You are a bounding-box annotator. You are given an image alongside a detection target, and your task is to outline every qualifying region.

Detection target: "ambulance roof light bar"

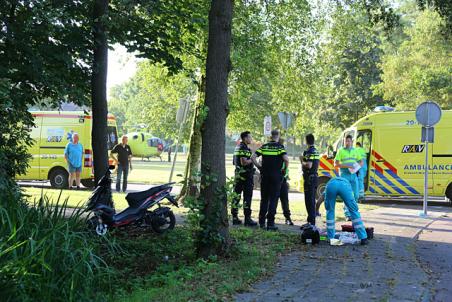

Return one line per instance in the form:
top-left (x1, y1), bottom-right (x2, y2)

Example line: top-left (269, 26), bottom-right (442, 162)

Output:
top-left (374, 106), bottom-right (395, 112)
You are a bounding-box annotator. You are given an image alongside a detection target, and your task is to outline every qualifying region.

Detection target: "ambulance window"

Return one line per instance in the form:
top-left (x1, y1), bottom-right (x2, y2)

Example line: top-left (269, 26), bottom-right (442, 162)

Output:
top-left (106, 126), bottom-right (118, 150)
top-left (345, 130), bottom-right (355, 139)
top-left (357, 130), bottom-right (372, 153)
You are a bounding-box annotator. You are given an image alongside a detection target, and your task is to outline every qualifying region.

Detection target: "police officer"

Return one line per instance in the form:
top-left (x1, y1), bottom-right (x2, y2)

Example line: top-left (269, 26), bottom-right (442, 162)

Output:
top-left (334, 134), bottom-right (363, 219)
top-left (252, 130), bottom-right (289, 231)
top-left (301, 133), bottom-right (320, 226)
top-left (355, 142), bottom-right (367, 200)
top-left (324, 177), bottom-right (369, 245)
top-left (232, 131), bottom-right (258, 226)
top-left (280, 160), bottom-right (294, 225)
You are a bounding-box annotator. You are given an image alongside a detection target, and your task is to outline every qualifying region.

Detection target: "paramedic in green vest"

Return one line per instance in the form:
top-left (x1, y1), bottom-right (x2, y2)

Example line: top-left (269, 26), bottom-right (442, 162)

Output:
top-left (334, 134), bottom-right (363, 218)
top-left (355, 142), bottom-right (368, 199)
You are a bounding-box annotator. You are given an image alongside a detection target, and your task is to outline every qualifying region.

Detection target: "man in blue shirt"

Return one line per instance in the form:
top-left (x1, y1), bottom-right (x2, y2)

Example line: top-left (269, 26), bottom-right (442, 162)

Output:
top-left (64, 133), bottom-right (83, 189)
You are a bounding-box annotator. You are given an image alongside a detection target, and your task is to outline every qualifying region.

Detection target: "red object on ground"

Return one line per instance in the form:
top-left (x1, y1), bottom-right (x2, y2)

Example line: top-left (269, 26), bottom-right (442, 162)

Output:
top-left (341, 224), bottom-right (374, 239)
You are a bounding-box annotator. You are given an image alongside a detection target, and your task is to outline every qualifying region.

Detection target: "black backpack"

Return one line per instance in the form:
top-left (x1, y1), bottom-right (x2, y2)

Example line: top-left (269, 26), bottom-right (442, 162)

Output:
top-left (300, 224), bottom-right (320, 244)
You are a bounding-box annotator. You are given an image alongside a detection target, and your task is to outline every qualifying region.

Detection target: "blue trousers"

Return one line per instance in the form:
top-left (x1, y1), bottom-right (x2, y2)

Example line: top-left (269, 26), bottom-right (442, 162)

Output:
top-left (340, 171), bottom-right (359, 217)
top-left (358, 160), bottom-right (367, 197)
top-left (324, 177), bottom-right (367, 240)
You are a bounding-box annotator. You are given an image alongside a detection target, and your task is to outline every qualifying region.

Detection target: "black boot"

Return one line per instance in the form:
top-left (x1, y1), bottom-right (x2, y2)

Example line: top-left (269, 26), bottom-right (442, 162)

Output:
top-left (361, 238), bottom-right (369, 245)
top-left (266, 224), bottom-right (278, 231)
top-left (244, 216), bottom-right (258, 227)
top-left (285, 218), bottom-right (294, 226)
top-left (232, 216), bottom-right (242, 225)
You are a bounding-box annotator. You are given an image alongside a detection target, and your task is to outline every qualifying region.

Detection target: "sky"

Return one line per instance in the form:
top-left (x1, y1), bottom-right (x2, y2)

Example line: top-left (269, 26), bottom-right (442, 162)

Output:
top-left (107, 45), bottom-right (139, 98)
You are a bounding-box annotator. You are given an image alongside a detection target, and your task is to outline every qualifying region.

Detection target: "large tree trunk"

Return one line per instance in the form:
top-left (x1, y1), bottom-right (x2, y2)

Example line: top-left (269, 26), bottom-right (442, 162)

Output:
top-left (91, 0), bottom-right (109, 184)
top-left (197, 0), bottom-right (233, 258)
top-left (179, 76), bottom-right (205, 201)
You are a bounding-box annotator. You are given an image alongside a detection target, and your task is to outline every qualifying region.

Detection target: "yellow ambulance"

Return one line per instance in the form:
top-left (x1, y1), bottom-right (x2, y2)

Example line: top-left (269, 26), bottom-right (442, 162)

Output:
top-left (302, 108), bottom-right (452, 203)
top-left (17, 111), bottom-right (118, 188)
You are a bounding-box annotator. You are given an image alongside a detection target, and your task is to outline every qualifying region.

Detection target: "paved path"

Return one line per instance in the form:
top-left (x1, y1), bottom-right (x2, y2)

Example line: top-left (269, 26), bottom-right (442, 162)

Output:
top-left (235, 204), bottom-right (452, 302)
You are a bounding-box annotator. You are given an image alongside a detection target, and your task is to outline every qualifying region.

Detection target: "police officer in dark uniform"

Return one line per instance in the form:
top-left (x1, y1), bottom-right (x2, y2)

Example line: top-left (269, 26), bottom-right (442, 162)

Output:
top-left (279, 138), bottom-right (293, 225)
top-left (301, 133), bottom-right (320, 226)
top-left (252, 130), bottom-right (289, 231)
top-left (232, 131), bottom-right (258, 226)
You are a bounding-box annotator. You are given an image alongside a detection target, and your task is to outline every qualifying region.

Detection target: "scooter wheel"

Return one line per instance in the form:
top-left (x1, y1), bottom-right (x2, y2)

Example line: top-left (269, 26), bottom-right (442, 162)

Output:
top-left (95, 223), bottom-right (108, 236)
top-left (87, 216), bottom-right (108, 236)
top-left (151, 211), bottom-right (176, 234)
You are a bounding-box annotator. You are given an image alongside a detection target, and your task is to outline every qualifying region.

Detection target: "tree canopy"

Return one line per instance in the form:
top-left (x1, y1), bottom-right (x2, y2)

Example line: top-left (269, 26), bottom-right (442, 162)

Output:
top-left (376, 9), bottom-right (451, 109)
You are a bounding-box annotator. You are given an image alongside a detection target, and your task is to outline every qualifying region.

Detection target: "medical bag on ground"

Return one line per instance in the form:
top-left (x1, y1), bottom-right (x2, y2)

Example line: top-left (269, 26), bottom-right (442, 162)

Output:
top-left (341, 224), bottom-right (374, 239)
top-left (300, 224), bottom-right (320, 244)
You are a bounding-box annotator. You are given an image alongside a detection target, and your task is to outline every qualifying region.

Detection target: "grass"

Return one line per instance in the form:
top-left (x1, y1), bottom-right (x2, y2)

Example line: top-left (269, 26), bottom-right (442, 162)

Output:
top-left (114, 226), bottom-right (299, 302)
top-left (126, 153), bottom-right (302, 189)
top-left (0, 191), bottom-right (115, 302)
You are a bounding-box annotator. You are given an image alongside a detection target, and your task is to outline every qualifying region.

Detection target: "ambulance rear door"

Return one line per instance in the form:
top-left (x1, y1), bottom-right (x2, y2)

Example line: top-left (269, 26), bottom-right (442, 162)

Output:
top-left (431, 121), bottom-right (452, 196)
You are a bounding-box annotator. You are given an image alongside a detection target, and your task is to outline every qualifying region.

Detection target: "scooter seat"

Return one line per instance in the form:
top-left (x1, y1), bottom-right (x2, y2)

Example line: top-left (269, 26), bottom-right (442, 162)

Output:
top-left (125, 184), bottom-right (171, 207)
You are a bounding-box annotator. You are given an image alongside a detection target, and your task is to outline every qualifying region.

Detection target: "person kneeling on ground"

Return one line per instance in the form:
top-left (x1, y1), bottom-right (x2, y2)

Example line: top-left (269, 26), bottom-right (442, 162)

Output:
top-left (324, 177), bottom-right (368, 245)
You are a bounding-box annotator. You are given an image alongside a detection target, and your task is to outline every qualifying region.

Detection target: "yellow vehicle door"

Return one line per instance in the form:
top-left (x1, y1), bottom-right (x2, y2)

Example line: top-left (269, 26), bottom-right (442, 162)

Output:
top-left (432, 122), bottom-right (452, 195)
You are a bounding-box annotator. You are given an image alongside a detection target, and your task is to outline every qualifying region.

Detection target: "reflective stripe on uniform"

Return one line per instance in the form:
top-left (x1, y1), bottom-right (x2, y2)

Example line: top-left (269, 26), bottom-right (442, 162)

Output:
top-left (234, 150), bottom-right (251, 156)
top-left (259, 149), bottom-right (285, 155)
top-left (327, 225), bottom-right (335, 229)
top-left (326, 220), bottom-right (335, 224)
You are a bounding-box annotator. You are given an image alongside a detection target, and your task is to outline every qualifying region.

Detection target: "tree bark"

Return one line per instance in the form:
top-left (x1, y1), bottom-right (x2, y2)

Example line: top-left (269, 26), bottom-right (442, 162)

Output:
top-left (197, 0), bottom-right (233, 258)
top-left (91, 0), bottom-right (109, 184)
top-left (179, 76), bottom-right (205, 201)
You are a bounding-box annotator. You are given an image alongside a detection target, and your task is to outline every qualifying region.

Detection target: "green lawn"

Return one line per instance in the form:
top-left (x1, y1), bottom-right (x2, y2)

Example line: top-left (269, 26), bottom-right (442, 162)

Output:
top-left (114, 227), bottom-right (299, 302)
top-left (127, 153), bottom-right (302, 188)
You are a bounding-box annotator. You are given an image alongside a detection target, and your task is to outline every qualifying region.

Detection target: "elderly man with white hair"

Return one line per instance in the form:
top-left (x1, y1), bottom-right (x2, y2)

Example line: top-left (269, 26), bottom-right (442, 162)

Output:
top-left (64, 133), bottom-right (83, 189)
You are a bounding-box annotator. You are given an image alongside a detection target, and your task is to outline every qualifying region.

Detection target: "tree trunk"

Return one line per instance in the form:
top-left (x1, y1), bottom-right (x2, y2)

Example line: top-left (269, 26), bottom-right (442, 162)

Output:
top-left (197, 0), bottom-right (233, 258)
top-left (179, 76), bottom-right (205, 201)
top-left (91, 0), bottom-right (109, 184)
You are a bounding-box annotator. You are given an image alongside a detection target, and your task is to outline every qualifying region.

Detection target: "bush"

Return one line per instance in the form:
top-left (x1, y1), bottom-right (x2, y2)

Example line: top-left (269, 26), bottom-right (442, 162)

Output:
top-left (0, 191), bottom-right (114, 302)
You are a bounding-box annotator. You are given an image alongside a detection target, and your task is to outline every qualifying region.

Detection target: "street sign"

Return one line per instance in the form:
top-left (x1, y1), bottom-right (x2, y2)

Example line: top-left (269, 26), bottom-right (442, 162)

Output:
top-left (415, 101), bottom-right (442, 217)
top-left (421, 127), bottom-right (434, 143)
top-left (278, 112), bottom-right (293, 130)
top-left (264, 116), bottom-right (272, 136)
top-left (416, 101), bottom-right (442, 127)
top-left (176, 99), bottom-right (190, 124)
top-left (170, 98), bottom-right (190, 182)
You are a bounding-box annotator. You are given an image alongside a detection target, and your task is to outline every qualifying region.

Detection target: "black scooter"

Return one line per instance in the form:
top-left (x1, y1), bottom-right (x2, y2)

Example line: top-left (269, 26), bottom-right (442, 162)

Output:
top-left (86, 167), bottom-right (178, 235)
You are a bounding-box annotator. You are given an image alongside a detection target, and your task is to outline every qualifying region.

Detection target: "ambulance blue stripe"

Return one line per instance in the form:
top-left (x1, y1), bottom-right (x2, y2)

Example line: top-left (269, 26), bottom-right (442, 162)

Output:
top-left (333, 170), bottom-right (339, 176)
top-left (385, 169), bottom-right (420, 195)
top-left (322, 172), bottom-right (330, 177)
top-left (370, 176), bottom-right (392, 194)
top-left (369, 186), bottom-right (377, 193)
top-left (374, 170), bottom-right (405, 194)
